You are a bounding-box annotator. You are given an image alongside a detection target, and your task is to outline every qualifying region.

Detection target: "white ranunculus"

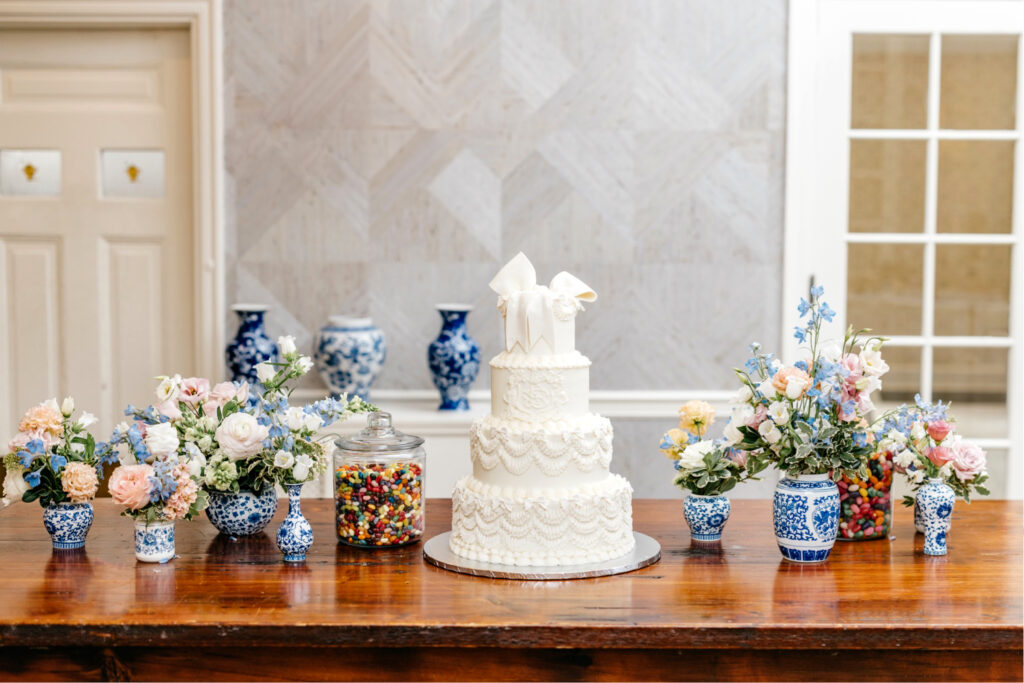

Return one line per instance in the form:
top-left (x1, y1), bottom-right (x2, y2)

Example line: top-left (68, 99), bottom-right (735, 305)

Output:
top-left (723, 423), bottom-right (743, 446)
top-left (144, 422), bottom-right (179, 457)
top-left (859, 345), bottom-right (889, 377)
top-left (215, 412), bottom-right (270, 461)
top-left (768, 401), bottom-right (790, 425)
top-left (76, 412), bottom-right (97, 429)
top-left (911, 421), bottom-right (926, 440)
top-left (303, 413), bottom-right (323, 432)
top-left (757, 379), bottom-right (777, 399)
top-left (292, 453), bottom-right (313, 482)
top-left (678, 441), bottom-right (711, 471)
top-left (256, 362), bottom-right (276, 385)
top-left (732, 385), bottom-right (753, 404)
top-left (61, 396), bottom-right (75, 417)
top-left (285, 407), bottom-right (306, 432)
top-left (785, 376), bottom-right (810, 400)
top-left (274, 449), bottom-right (295, 469)
top-left (2, 468), bottom-right (30, 506)
top-left (894, 449), bottom-right (916, 469)
top-left (155, 374), bottom-right (182, 403)
top-left (278, 335), bottom-right (297, 355)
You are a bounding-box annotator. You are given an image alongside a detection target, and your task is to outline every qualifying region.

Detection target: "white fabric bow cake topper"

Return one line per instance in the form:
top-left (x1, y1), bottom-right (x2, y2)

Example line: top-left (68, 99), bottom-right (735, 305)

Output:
top-left (489, 252), bottom-right (596, 352)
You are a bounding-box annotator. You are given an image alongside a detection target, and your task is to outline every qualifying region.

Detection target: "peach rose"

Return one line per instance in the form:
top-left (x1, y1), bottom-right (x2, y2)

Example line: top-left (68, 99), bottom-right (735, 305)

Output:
top-left (927, 420), bottom-right (953, 443)
top-left (61, 462), bottom-right (99, 503)
top-left (772, 366), bottom-right (812, 399)
top-left (926, 446), bottom-right (954, 468)
top-left (178, 377), bottom-right (210, 405)
top-left (18, 399), bottom-right (64, 440)
top-left (109, 464), bottom-right (154, 511)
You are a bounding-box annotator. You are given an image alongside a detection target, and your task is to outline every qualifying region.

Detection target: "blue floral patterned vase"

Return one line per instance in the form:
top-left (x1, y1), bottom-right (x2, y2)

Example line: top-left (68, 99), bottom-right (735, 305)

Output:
top-left (773, 473), bottom-right (840, 563)
top-left (134, 520), bottom-right (175, 563)
top-left (427, 305), bottom-right (480, 411)
top-left (205, 485), bottom-right (279, 537)
top-left (683, 494), bottom-right (731, 542)
top-left (227, 304), bottom-right (278, 384)
top-left (314, 316), bottom-right (386, 401)
top-left (913, 498), bottom-right (925, 534)
top-left (916, 478), bottom-right (955, 556)
top-left (276, 484), bottom-right (313, 563)
top-left (42, 502), bottom-right (93, 550)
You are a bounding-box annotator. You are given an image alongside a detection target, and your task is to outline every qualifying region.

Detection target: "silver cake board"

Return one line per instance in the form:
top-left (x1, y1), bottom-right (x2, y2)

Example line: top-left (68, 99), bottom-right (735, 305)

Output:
top-left (423, 531), bottom-right (661, 580)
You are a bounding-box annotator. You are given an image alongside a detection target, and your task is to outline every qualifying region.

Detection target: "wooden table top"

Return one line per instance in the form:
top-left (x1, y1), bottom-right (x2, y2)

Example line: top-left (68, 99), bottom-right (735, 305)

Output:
top-left (0, 499), bottom-right (1020, 652)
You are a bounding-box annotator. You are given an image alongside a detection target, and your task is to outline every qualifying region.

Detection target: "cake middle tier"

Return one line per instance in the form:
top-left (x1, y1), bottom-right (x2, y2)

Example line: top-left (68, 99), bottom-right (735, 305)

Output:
top-left (470, 413), bottom-right (613, 489)
top-left (489, 350), bottom-right (591, 420)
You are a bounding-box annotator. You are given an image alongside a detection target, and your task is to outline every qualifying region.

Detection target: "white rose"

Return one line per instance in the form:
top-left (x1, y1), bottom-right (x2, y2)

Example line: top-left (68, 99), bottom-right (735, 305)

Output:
top-left (2, 469), bottom-right (30, 506)
top-left (155, 374), bottom-right (182, 403)
top-left (278, 335), bottom-right (297, 356)
top-left (732, 385), bottom-right (753, 404)
top-left (144, 422), bottom-right (179, 457)
top-left (303, 413), bottom-right (323, 432)
top-left (895, 449), bottom-right (916, 469)
top-left (859, 346), bottom-right (889, 377)
top-left (785, 376), bottom-right (810, 400)
top-left (285, 407), bottom-right (307, 432)
top-left (76, 412), bottom-right (98, 429)
top-left (292, 453), bottom-right (313, 482)
top-left (61, 396), bottom-right (75, 417)
top-left (274, 449), bottom-right (295, 469)
top-left (757, 379), bottom-right (777, 399)
top-left (723, 423), bottom-right (743, 446)
top-left (678, 442), bottom-right (709, 471)
top-left (768, 401), bottom-right (790, 425)
top-left (911, 422), bottom-right (926, 440)
top-left (214, 412), bottom-right (270, 461)
top-left (256, 362), bottom-right (277, 385)
top-left (297, 357), bottom-right (314, 373)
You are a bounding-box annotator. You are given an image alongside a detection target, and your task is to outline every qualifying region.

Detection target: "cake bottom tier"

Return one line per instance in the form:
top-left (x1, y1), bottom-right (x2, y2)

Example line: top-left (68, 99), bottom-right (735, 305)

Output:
top-left (449, 474), bottom-right (635, 566)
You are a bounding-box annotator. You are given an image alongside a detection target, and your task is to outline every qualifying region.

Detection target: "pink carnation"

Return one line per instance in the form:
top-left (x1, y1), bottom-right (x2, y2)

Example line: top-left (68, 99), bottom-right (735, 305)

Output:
top-left (952, 441), bottom-right (986, 482)
top-left (109, 464), bottom-right (154, 511)
top-left (927, 420), bottom-right (953, 443)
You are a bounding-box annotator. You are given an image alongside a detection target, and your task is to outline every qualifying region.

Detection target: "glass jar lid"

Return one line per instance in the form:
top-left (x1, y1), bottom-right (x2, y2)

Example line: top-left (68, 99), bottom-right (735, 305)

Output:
top-left (335, 412), bottom-right (424, 453)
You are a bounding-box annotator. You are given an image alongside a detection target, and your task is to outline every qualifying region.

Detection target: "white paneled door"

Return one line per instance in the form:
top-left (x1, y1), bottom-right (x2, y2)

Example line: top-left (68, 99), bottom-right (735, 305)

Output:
top-left (0, 29), bottom-right (194, 437)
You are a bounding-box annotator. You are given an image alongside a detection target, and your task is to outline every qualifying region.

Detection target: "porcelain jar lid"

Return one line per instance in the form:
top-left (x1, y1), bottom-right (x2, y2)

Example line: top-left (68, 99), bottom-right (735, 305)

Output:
top-left (335, 412), bottom-right (424, 453)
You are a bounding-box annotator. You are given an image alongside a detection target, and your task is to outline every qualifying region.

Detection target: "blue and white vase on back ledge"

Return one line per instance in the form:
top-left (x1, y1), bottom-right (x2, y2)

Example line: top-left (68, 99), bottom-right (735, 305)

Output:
top-left (314, 316), bottom-right (386, 401)
top-left (427, 304), bottom-right (480, 411)
top-left (227, 304), bottom-right (278, 384)
top-left (773, 473), bottom-right (840, 563)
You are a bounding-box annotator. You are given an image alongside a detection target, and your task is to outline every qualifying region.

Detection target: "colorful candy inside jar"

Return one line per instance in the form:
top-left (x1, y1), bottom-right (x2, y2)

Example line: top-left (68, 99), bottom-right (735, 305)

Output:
top-left (334, 412), bottom-right (426, 548)
top-left (837, 450), bottom-right (893, 541)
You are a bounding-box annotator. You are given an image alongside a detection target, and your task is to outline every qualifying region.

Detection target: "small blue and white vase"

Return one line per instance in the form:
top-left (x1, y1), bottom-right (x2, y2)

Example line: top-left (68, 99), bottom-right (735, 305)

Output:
top-left (134, 520), bottom-right (175, 563)
top-left (683, 493), bottom-right (731, 542)
top-left (276, 483), bottom-right (313, 563)
top-left (314, 316), bottom-right (386, 401)
top-left (42, 502), bottom-right (94, 550)
top-left (913, 498), bottom-right (925, 534)
top-left (205, 485), bottom-right (279, 537)
top-left (427, 304), bottom-right (481, 411)
top-left (227, 304), bottom-right (278, 384)
top-left (773, 473), bottom-right (840, 563)
top-left (916, 477), bottom-right (955, 556)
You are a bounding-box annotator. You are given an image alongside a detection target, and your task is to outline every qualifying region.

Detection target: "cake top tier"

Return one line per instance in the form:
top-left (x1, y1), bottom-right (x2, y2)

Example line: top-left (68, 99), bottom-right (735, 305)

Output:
top-left (490, 252), bottom-right (596, 355)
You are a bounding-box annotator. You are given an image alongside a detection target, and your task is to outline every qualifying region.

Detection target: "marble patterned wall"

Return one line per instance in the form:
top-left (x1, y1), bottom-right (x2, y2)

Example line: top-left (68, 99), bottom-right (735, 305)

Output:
top-left (224, 0), bottom-right (787, 393)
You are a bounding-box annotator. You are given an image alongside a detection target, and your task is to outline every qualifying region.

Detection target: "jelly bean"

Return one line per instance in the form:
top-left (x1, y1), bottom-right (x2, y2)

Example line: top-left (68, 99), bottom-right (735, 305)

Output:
top-left (335, 461), bottom-right (424, 547)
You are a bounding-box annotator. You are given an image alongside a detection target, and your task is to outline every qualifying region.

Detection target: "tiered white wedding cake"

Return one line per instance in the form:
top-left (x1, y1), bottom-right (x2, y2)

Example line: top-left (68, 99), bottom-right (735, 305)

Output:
top-left (449, 253), bottom-right (634, 566)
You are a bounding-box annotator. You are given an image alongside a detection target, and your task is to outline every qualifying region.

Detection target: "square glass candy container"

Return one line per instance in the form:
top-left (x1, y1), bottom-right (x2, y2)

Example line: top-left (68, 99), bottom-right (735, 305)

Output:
top-left (334, 412), bottom-right (425, 548)
top-left (838, 450), bottom-right (894, 541)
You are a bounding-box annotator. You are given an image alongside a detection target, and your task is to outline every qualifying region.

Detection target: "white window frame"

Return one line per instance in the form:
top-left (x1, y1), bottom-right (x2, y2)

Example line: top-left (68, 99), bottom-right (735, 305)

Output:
top-left (785, 0), bottom-right (1023, 498)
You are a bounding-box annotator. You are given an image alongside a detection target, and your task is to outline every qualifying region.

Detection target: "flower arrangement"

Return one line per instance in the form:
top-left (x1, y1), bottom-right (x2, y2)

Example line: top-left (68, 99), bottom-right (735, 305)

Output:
top-left (728, 287), bottom-right (888, 478)
top-left (660, 400), bottom-right (766, 495)
top-left (3, 397), bottom-right (107, 508)
top-left (874, 395), bottom-right (990, 504)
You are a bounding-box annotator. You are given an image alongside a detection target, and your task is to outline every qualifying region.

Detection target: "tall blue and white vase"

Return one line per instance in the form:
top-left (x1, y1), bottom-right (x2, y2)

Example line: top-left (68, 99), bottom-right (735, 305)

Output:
top-left (916, 478), bottom-right (955, 556)
top-left (314, 316), bottom-right (386, 401)
top-left (276, 484), bottom-right (313, 563)
top-left (134, 520), bottom-right (175, 563)
top-left (205, 485), bottom-right (279, 536)
top-left (773, 473), bottom-right (841, 563)
top-left (226, 304), bottom-right (278, 384)
top-left (683, 494), bottom-right (731, 542)
top-left (42, 502), bottom-right (94, 550)
top-left (427, 305), bottom-right (481, 411)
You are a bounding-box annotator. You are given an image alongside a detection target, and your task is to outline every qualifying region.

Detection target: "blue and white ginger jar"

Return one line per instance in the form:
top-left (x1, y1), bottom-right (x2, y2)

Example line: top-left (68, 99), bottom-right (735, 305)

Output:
top-left (205, 485), bottom-right (279, 536)
top-left (276, 484), bottom-right (313, 562)
top-left (916, 478), bottom-right (955, 556)
top-left (135, 520), bottom-right (176, 563)
top-left (773, 473), bottom-right (840, 563)
top-left (427, 305), bottom-right (480, 411)
top-left (314, 316), bottom-right (386, 401)
top-left (226, 304), bottom-right (278, 384)
top-left (683, 494), bottom-right (731, 542)
top-left (42, 502), bottom-right (94, 550)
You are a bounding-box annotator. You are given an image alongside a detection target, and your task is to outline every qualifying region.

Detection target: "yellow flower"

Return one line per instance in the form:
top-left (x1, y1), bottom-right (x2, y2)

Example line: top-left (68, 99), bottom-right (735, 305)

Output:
top-left (660, 428), bottom-right (688, 459)
top-left (678, 400), bottom-right (715, 438)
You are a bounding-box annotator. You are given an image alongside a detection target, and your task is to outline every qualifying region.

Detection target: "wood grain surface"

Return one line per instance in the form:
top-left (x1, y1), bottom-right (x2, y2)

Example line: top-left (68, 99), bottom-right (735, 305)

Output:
top-left (0, 499), bottom-right (1020, 681)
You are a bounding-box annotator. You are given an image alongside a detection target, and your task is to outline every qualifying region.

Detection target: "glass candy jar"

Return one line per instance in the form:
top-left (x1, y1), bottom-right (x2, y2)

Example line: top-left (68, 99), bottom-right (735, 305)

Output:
top-left (837, 450), bottom-right (894, 540)
top-left (334, 412), bottom-right (425, 548)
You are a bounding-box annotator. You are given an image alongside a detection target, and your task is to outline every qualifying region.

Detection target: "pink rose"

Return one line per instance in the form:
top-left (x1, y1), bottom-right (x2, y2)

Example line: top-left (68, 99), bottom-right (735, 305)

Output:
top-left (156, 400), bottom-right (182, 421)
top-left (178, 377), bottom-right (210, 405)
top-left (109, 464), bottom-right (154, 511)
top-left (926, 446), bottom-right (954, 468)
top-left (203, 381), bottom-right (239, 417)
top-left (952, 441), bottom-right (986, 482)
top-left (927, 420), bottom-right (953, 443)
top-left (745, 405), bottom-right (768, 429)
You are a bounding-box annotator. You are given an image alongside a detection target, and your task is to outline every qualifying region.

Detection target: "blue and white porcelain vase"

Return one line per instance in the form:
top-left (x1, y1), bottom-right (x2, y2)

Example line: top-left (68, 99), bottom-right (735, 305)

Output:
top-left (42, 502), bottom-right (93, 550)
top-left (773, 473), bottom-right (840, 563)
top-left (916, 478), bottom-right (955, 556)
top-left (276, 483), bottom-right (313, 563)
top-left (227, 304), bottom-right (278, 384)
top-left (314, 316), bottom-right (386, 401)
top-left (683, 493), bottom-right (731, 542)
top-left (913, 498), bottom-right (925, 534)
top-left (205, 485), bottom-right (278, 537)
top-left (134, 520), bottom-right (175, 563)
top-left (427, 305), bottom-right (481, 411)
